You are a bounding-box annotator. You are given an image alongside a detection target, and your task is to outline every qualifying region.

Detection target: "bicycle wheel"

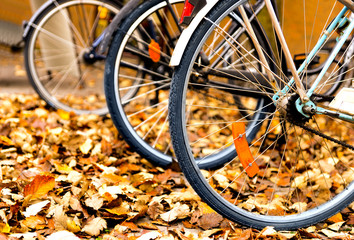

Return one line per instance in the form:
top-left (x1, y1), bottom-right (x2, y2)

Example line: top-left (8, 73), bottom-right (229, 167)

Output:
top-left (104, 0), bottom-right (183, 166)
top-left (24, 0), bottom-right (122, 115)
top-left (169, 0), bottom-right (354, 230)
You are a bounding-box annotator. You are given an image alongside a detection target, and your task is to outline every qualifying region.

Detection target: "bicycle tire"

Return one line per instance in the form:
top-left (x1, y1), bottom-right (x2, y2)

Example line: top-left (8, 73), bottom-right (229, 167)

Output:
top-left (24, 0), bottom-right (122, 115)
top-left (104, 0), bottom-right (272, 168)
top-left (104, 0), bottom-right (183, 167)
top-left (169, 0), bottom-right (354, 230)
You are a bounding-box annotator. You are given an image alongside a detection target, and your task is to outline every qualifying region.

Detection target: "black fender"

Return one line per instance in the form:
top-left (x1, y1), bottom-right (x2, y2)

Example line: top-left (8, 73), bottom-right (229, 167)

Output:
top-left (97, 0), bottom-right (141, 54)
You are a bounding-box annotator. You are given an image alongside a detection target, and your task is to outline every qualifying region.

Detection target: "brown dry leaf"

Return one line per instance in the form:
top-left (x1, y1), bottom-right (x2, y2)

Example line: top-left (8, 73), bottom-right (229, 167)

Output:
top-left (0, 233), bottom-right (8, 240)
top-left (21, 215), bottom-right (46, 229)
top-left (23, 175), bottom-right (55, 201)
top-left (328, 221), bottom-right (345, 231)
top-left (201, 229), bottom-right (224, 238)
top-left (197, 212), bottom-right (223, 230)
top-left (106, 201), bottom-right (131, 217)
top-left (53, 205), bottom-right (68, 230)
top-left (238, 229), bottom-right (253, 240)
top-left (82, 217), bottom-right (107, 236)
top-left (137, 222), bottom-right (158, 230)
top-left (160, 202), bottom-right (190, 222)
top-left (147, 201), bottom-right (164, 220)
top-left (85, 195), bottom-right (104, 210)
top-left (321, 229), bottom-right (352, 238)
top-left (136, 231), bottom-right (162, 240)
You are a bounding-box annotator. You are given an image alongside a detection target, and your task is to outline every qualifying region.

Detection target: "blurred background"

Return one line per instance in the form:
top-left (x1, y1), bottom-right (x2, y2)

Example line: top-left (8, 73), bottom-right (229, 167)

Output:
top-left (0, 0), bottom-right (32, 93)
top-left (0, 0), bottom-right (342, 93)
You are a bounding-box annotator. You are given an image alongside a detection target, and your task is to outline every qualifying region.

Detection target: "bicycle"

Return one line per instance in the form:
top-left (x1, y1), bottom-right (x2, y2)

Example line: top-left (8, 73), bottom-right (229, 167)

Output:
top-left (23, 0), bottom-right (123, 115)
top-left (169, 0), bottom-right (354, 230)
top-left (102, 0), bottom-right (280, 167)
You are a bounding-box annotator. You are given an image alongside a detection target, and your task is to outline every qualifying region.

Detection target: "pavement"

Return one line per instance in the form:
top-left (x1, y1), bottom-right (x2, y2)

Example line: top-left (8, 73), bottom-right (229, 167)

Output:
top-left (0, 43), bottom-right (34, 94)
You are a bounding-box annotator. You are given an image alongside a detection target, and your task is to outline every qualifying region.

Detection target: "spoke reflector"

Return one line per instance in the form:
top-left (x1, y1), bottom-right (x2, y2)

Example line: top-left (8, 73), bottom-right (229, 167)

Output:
top-left (148, 39), bottom-right (161, 63)
top-left (232, 122), bottom-right (259, 177)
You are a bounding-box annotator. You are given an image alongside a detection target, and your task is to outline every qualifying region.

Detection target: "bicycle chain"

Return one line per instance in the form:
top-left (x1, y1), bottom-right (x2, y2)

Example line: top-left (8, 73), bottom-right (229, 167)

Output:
top-left (292, 120), bottom-right (354, 151)
top-left (193, 88), bottom-right (353, 150)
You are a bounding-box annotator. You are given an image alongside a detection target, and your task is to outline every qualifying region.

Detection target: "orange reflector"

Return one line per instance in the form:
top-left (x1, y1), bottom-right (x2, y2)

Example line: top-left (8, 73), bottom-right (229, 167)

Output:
top-left (232, 122), bottom-right (259, 178)
top-left (148, 39), bottom-right (161, 62)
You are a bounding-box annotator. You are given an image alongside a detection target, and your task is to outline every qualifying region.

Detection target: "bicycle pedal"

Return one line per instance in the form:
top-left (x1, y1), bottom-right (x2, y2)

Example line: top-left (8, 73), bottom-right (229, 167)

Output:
top-left (329, 88), bottom-right (354, 114)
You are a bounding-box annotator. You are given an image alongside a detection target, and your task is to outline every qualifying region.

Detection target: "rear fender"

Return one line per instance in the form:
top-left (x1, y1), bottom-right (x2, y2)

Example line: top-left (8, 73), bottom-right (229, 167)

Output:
top-left (170, 0), bottom-right (246, 66)
top-left (97, 0), bottom-right (141, 54)
top-left (23, 0), bottom-right (55, 39)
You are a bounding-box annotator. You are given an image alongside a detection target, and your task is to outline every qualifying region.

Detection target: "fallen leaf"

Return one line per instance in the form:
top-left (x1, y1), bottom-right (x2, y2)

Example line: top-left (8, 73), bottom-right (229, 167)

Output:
top-left (9, 232), bottom-right (37, 239)
top-left (67, 218), bottom-right (81, 233)
top-left (321, 228), bottom-right (351, 238)
top-left (201, 229), bottom-right (223, 238)
top-left (160, 203), bottom-right (190, 222)
top-left (197, 212), bottom-right (223, 230)
top-left (85, 195), bottom-right (104, 210)
top-left (328, 213), bottom-right (343, 223)
top-left (138, 222), bottom-right (158, 230)
top-left (23, 175), bottom-right (55, 201)
top-left (81, 217), bottom-right (107, 236)
top-left (261, 226), bottom-right (277, 236)
top-left (137, 231), bottom-right (162, 240)
top-left (328, 221), bottom-right (345, 231)
top-left (46, 230), bottom-right (80, 240)
top-left (23, 200), bottom-right (50, 218)
top-left (21, 215), bottom-right (46, 229)
top-left (0, 223), bottom-right (10, 233)
top-left (80, 138), bottom-right (93, 154)
top-left (57, 109), bottom-right (71, 120)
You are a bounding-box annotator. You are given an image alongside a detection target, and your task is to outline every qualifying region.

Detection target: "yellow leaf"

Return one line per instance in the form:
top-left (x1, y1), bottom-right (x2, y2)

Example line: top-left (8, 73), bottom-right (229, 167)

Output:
top-left (23, 175), bottom-right (55, 201)
top-left (106, 202), bottom-right (130, 217)
top-left (57, 109), bottom-right (71, 120)
top-left (79, 139), bottom-right (93, 154)
top-left (22, 216), bottom-right (46, 229)
top-left (0, 136), bottom-right (14, 146)
top-left (67, 219), bottom-right (81, 233)
top-left (198, 202), bottom-right (215, 214)
top-left (0, 223), bottom-right (10, 233)
top-left (54, 162), bottom-right (73, 174)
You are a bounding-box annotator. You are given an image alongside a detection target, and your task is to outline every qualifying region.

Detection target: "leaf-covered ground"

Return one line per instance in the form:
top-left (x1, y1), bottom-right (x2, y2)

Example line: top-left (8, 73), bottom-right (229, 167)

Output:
top-left (0, 94), bottom-right (353, 240)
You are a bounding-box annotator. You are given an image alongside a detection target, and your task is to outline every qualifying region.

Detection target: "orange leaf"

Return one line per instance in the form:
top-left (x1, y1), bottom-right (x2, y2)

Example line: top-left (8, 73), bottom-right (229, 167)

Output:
top-left (232, 122), bottom-right (259, 177)
top-left (327, 213), bottom-right (343, 223)
top-left (23, 175), bottom-right (55, 200)
top-left (22, 216), bottom-right (46, 229)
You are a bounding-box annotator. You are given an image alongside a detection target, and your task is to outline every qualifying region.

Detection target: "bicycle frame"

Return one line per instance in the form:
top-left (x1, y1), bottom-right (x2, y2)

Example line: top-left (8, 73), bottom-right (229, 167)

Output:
top-left (268, 4), bottom-right (354, 123)
top-left (171, 0), bottom-right (354, 123)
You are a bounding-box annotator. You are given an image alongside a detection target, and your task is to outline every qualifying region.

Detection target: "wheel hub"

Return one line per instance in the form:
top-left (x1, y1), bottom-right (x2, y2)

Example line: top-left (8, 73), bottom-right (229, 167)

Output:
top-left (278, 93), bottom-right (312, 124)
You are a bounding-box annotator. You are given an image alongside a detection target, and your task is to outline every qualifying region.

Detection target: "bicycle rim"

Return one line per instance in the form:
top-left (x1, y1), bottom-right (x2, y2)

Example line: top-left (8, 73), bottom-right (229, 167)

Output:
top-left (25, 0), bottom-right (120, 115)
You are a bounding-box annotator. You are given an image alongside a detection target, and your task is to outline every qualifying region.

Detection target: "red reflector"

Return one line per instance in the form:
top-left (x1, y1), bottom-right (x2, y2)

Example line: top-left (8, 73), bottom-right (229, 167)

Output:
top-left (180, 0), bottom-right (195, 24)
